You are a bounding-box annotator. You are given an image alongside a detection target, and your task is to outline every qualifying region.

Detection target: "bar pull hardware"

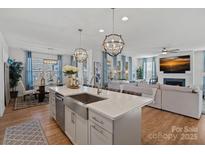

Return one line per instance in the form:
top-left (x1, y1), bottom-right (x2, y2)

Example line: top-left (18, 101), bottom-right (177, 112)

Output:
top-left (91, 125), bottom-right (105, 136)
top-left (92, 117), bottom-right (104, 124)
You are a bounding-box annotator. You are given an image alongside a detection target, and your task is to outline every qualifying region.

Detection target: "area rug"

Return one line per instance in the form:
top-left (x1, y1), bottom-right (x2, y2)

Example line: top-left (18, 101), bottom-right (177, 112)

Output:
top-left (3, 120), bottom-right (48, 145)
top-left (14, 96), bottom-right (49, 110)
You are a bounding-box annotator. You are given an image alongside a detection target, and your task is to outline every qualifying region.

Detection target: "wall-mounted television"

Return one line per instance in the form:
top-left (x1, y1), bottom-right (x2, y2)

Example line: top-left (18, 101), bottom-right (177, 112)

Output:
top-left (160, 55), bottom-right (190, 73)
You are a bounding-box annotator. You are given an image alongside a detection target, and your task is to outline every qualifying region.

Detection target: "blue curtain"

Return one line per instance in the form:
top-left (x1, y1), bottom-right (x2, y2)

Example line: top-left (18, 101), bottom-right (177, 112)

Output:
top-left (25, 51), bottom-right (33, 90)
top-left (121, 55), bottom-right (126, 79)
top-left (128, 57), bottom-right (132, 81)
top-left (113, 56), bottom-right (117, 80)
top-left (152, 57), bottom-right (157, 78)
top-left (71, 55), bottom-right (77, 66)
top-left (71, 55), bottom-right (78, 77)
top-left (102, 51), bottom-right (108, 87)
top-left (142, 58), bottom-right (147, 80)
top-left (57, 55), bottom-right (63, 83)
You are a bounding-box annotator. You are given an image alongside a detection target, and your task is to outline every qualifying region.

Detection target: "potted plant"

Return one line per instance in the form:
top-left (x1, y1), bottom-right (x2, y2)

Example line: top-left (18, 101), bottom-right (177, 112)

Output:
top-left (136, 66), bottom-right (143, 80)
top-left (9, 60), bottom-right (23, 98)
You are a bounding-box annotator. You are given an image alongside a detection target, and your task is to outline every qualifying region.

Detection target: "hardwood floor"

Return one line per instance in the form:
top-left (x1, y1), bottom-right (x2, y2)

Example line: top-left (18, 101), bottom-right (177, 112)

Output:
top-left (0, 104), bottom-right (72, 145)
top-left (142, 107), bottom-right (205, 144)
top-left (0, 103), bottom-right (205, 145)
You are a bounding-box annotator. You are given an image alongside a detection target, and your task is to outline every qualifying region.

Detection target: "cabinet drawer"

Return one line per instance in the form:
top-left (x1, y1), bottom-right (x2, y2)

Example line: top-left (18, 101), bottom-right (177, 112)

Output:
top-left (49, 95), bottom-right (55, 104)
top-left (51, 103), bottom-right (56, 119)
top-left (50, 98), bottom-right (55, 104)
top-left (89, 110), bottom-right (113, 133)
top-left (89, 121), bottom-right (112, 145)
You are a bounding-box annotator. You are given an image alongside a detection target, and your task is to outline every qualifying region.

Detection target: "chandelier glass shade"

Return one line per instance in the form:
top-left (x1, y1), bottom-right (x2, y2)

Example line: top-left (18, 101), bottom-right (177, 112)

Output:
top-left (73, 47), bottom-right (88, 63)
top-left (103, 33), bottom-right (125, 56)
top-left (73, 29), bottom-right (88, 63)
top-left (103, 8), bottom-right (125, 56)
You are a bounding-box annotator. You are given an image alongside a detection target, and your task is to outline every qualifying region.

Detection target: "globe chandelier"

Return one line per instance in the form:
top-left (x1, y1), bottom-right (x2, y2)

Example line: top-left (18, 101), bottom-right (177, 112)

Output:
top-left (73, 29), bottom-right (88, 63)
top-left (102, 8), bottom-right (125, 57)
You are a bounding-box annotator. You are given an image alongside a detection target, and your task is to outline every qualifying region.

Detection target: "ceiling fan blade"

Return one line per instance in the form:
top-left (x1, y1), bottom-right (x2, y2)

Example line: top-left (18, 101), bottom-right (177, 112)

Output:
top-left (169, 51), bottom-right (178, 54)
top-left (168, 49), bottom-right (180, 52)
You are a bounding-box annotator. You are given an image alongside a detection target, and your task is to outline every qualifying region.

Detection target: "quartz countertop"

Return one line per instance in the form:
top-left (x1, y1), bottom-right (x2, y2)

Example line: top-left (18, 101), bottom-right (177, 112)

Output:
top-left (49, 86), bottom-right (153, 120)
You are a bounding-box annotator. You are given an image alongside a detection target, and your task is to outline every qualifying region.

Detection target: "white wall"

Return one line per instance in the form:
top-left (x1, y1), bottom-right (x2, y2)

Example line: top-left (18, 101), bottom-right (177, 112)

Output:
top-left (0, 32), bottom-right (9, 117)
top-left (193, 51), bottom-right (204, 89)
top-left (9, 47), bottom-right (26, 62)
top-left (92, 49), bottom-right (102, 63)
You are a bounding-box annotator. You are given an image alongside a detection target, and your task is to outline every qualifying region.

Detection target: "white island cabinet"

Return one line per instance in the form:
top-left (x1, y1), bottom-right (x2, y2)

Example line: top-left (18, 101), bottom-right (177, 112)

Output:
top-left (49, 90), bottom-right (56, 120)
top-left (88, 108), bottom-right (141, 145)
top-left (49, 86), bottom-right (153, 145)
top-left (65, 106), bottom-right (76, 143)
top-left (65, 106), bottom-right (88, 145)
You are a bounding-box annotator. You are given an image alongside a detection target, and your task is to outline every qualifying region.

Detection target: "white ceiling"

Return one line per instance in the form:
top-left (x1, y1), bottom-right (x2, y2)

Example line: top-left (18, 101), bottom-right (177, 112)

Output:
top-left (0, 8), bottom-right (205, 57)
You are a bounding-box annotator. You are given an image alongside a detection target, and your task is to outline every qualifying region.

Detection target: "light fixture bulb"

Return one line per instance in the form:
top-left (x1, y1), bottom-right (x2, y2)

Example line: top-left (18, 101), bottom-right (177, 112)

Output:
top-left (121, 16), bottom-right (129, 21)
top-left (99, 29), bottom-right (104, 33)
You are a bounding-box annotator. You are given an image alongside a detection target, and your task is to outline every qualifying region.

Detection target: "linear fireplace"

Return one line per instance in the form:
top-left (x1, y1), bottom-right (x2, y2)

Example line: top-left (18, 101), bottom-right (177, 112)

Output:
top-left (164, 78), bottom-right (185, 87)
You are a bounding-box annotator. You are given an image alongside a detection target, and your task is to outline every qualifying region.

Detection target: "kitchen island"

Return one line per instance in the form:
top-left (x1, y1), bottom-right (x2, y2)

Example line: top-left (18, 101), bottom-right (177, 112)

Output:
top-left (49, 86), bottom-right (153, 145)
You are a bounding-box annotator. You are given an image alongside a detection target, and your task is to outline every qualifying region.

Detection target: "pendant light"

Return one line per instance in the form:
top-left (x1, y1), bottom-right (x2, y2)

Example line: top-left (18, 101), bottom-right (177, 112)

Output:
top-left (73, 29), bottom-right (88, 63)
top-left (102, 8), bottom-right (125, 57)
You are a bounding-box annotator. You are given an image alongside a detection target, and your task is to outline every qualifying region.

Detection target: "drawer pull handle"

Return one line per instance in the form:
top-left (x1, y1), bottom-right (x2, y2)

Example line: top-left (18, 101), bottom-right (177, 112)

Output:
top-left (91, 125), bottom-right (104, 136)
top-left (92, 117), bottom-right (104, 124)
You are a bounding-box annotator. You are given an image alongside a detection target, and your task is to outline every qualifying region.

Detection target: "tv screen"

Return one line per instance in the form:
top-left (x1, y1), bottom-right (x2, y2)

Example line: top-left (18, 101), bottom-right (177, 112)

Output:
top-left (160, 55), bottom-right (190, 73)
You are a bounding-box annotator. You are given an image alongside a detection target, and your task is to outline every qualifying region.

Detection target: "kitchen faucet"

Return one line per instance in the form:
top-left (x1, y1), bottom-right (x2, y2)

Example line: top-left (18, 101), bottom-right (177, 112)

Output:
top-left (89, 75), bottom-right (102, 95)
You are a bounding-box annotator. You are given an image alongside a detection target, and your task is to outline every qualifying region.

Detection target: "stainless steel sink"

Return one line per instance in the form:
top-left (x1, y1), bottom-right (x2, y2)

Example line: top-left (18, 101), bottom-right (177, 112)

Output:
top-left (69, 93), bottom-right (106, 104)
top-left (64, 93), bottom-right (106, 120)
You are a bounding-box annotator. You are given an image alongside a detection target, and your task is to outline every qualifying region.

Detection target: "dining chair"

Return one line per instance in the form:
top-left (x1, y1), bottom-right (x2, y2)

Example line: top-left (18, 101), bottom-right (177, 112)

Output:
top-left (16, 80), bottom-right (37, 100)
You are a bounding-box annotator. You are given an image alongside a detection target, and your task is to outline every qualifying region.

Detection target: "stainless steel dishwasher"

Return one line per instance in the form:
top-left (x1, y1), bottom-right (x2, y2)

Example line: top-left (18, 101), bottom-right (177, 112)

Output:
top-left (55, 93), bottom-right (65, 131)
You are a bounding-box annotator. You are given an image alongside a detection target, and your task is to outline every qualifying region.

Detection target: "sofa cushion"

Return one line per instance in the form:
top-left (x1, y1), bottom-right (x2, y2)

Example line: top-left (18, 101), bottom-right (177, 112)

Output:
top-left (160, 84), bottom-right (193, 93)
top-left (138, 83), bottom-right (160, 89)
top-left (122, 84), bottom-right (154, 95)
top-left (108, 83), bottom-right (121, 91)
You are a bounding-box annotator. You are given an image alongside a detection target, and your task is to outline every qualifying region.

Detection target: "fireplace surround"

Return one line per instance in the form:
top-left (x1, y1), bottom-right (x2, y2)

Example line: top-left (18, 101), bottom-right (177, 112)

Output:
top-left (163, 78), bottom-right (186, 87)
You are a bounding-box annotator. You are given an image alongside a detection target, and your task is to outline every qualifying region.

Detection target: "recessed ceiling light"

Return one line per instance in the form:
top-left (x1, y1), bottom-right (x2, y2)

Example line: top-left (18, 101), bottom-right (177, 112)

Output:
top-left (99, 29), bottom-right (104, 33)
top-left (121, 16), bottom-right (128, 22)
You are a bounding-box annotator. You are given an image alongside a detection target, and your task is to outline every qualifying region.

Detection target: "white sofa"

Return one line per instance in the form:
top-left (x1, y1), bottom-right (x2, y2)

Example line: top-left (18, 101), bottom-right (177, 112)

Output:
top-left (138, 83), bottom-right (162, 109)
top-left (107, 81), bottom-right (203, 119)
top-left (138, 83), bottom-right (203, 119)
top-left (160, 85), bottom-right (203, 119)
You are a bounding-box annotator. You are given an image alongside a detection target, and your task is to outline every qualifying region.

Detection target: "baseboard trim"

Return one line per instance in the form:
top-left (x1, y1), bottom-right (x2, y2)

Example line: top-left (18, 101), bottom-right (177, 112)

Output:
top-left (0, 105), bottom-right (5, 117)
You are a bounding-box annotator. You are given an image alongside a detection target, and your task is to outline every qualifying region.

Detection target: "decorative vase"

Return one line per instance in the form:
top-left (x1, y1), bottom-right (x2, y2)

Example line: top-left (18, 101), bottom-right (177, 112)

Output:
top-left (66, 74), bottom-right (79, 89)
top-left (66, 74), bottom-right (73, 88)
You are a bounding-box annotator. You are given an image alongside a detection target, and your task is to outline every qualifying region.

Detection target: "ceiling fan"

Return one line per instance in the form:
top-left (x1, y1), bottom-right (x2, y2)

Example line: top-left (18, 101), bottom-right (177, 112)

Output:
top-left (160, 47), bottom-right (180, 55)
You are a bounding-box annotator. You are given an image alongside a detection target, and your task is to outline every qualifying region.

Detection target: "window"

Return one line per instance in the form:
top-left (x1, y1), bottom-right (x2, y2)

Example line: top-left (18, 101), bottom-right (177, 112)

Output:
top-left (146, 60), bottom-right (152, 80)
top-left (125, 61), bottom-right (129, 80)
top-left (82, 61), bottom-right (88, 84)
top-left (32, 53), bottom-right (59, 87)
top-left (141, 57), bottom-right (156, 81)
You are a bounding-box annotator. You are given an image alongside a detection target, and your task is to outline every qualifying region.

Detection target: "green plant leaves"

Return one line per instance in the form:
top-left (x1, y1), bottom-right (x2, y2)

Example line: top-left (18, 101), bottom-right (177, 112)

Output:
top-left (9, 61), bottom-right (23, 91)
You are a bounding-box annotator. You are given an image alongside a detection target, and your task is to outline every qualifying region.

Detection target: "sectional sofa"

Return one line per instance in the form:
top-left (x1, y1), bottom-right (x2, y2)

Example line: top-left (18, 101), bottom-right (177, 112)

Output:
top-left (108, 82), bottom-right (203, 119)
